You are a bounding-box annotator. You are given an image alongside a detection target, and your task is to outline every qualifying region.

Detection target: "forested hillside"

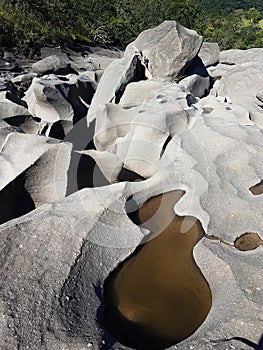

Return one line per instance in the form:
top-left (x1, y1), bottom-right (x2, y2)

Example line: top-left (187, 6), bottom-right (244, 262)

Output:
top-left (196, 0), bottom-right (263, 12)
top-left (0, 0), bottom-right (262, 51)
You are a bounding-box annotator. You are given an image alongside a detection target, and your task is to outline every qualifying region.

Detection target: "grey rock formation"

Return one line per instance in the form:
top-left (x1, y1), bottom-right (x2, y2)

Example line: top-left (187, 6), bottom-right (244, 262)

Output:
top-left (220, 48), bottom-right (263, 65)
top-left (0, 78), bottom-right (17, 93)
top-left (0, 58), bottom-right (23, 73)
top-left (207, 62), bottom-right (233, 79)
top-left (87, 54), bottom-right (144, 121)
top-left (179, 56), bottom-right (210, 98)
top-left (12, 73), bottom-right (37, 94)
top-left (0, 90), bottom-right (29, 119)
top-left (4, 115), bottom-right (45, 134)
top-left (23, 74), bottom-right (96, 136)
top-left (125, 21), bottom-right (203, 81)
top-left (0, 133), bottom-right (72, 224)
top-left (23, 75), bottom-right (74, 123)
top-left (217, 62), bottom-right (263, 127)
top-left (0, 21), bottom-right (262, 350)
top-left (32, 54), bottom-right (77, 75)
top-left (0, 184), bottom-right (144, 350)
top-left (199, 42), bottom-right (220, 67)
top-left (120, 80), bottom-right (163, 106)
top-left (0, 120), bottom-right (22, 147)
top-left (88, 21), bottom-right (202, 120)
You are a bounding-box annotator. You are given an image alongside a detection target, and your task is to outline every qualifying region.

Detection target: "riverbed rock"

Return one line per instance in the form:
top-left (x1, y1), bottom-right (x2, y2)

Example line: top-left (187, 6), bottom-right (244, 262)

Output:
top-left (0, 90), bottom-right (29, 119)
top-left (0, 133), bottom-right (72, 223)
top-left (199, 42), bottom-right (220, 67)
top-left (125, 20), bottom-right (203, 81)
top-left (179, 56), bottom-right (210, 98)
top-left (120, 80), bottom-right (163, 106)
top-left (23, 74), bottom-right (96, 136)
top-left (11, 73), bottom-right (37, 94)
top-left (0, 184), bottom-right (144, 349)
top-left (23, 75), bottom-right (74, 123)
top-left (217, 62), bottom-right (263, 127)
top-left (0, 21), bottom-right (263, 350)
top-left (0, 120), bottom-right (22, 147)
top-left (220, 47), bottom-right (263, 65)
top-left (0, 58), bottom-right (23, 73)
top-left (88, 21), bottom-right (202, 120)
top-left (32, 54), bottom-right (77, 75)
top-left (207, 62), bottom-right (233, 79)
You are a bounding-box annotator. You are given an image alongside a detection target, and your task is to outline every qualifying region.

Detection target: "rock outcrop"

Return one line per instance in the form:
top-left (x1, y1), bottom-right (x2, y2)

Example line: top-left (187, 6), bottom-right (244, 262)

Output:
top-left (0, 20), bottom-right (262, 350)
top-left (199, 42), bottom-right (220, 67)
top-left (23, 74), bottom-right (97, 137)
top-left (88, 21), bottom-right (203, 120)
top-left (32, 54), bottom-right (77, 75)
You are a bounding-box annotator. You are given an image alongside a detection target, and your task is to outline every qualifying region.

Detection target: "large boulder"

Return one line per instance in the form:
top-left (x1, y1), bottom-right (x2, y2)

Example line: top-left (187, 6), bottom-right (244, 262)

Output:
top-left (93, 83), bottom-right (197, 178)
top-left (87, 54), bottom-right (144, 120)
top-left (88, 21), bottom-right (203, 120)
top-left (125, 21), bottom-right (203, 81)
top-left (199, 42), bottom-right (220, 67)
top-left (23, 76), bottom-right (74, 123)
top-left (32, 54), bottom-right (77, 75)
top-left (119, 79), bottom-right (164, 106)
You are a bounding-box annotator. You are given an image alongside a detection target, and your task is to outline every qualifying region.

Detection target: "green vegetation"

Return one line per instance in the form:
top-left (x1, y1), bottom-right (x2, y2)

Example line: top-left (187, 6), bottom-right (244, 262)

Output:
top-left (0, 0), bottom-right (262, 51)
top-left (196, 7), bottom-right (263, 49)
top-left (196, 0), bottom-right (263, 12)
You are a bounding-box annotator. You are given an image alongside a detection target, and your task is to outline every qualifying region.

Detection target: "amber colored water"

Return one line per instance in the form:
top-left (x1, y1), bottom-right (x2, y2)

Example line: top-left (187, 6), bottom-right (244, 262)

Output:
top-left (249, 180), bottom-right (263, 195)
top-left (103, 191), bottom-right (212, 350)
top-left (234, 232), bottom-right (263, 251)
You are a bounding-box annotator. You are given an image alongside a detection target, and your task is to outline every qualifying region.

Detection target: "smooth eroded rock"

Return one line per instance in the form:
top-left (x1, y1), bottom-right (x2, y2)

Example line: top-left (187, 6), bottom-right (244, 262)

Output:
top-left (32, 54), bottom-right (77, 75)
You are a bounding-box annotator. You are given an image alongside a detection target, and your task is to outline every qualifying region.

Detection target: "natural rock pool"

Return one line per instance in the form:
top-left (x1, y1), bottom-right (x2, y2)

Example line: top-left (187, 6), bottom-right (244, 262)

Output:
top-left (103, 190), bottom-right (212, 349)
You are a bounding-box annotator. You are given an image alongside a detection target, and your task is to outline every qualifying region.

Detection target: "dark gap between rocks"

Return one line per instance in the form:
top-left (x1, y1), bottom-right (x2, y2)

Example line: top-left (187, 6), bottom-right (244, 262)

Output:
top-left (49, 120), bottom-right (66, 139)
top-left (117, 168), bottom-right (145, 183)
top-left (249, 180), bottom-right (263, 195)
top-left (66, 152), bottom-right (109, 195)
top-left (103, 190), bottom-right (212, 350)
top-left (115, 55), bottom-right (147, 104)
top-left (0, 173), bottom-right (35, 224)
top-left (160, 135), bottom-right (172, 159)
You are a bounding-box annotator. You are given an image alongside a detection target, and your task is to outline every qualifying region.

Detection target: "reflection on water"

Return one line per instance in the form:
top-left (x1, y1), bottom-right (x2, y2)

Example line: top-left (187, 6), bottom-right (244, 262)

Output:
top-left (103, 190), bottom-right (212, 349)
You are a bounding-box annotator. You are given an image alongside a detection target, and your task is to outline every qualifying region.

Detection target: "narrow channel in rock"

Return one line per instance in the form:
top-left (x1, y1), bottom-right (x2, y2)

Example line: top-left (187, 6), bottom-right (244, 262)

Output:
top-left (103, 190), bottom-right (212, 349)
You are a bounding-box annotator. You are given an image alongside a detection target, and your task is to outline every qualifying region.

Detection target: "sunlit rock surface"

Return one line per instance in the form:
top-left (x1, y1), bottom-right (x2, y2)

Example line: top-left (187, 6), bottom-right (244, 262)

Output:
top-left (0, 20), bottom-right (262, 350)
top-left (198, 42), bottom-right (220, 67)
top-left (88, 21), bottom-right (203, 120)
